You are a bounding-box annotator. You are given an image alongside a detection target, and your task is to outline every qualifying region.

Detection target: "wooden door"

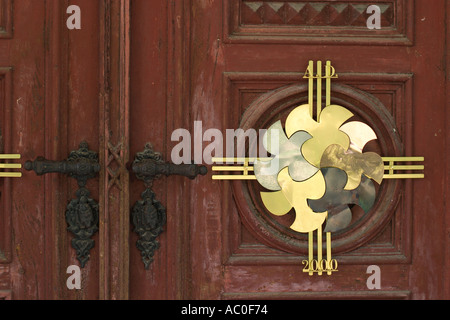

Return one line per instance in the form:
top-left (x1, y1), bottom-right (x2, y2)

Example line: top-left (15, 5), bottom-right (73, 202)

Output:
top-left (129, 0), bottom-right (449, 300)
top-left (1, 0), bottom-right (448, 301)
top-left (0, 0), bottom-right (104, 300)
top-left (0, 0), bottom-right (129, 300)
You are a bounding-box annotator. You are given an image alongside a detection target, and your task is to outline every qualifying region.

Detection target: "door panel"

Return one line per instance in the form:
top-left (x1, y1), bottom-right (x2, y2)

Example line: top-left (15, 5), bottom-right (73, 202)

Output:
top-left (130, 0), bottom-right (174, 300)
top-left (147, 0), bottom-right (446, 299)
top-left (0, 0), bottom-right (101, 299)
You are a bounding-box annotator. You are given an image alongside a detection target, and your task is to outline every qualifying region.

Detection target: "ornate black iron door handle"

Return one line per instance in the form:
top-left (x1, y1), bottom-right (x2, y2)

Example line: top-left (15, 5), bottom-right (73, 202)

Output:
top-left (25, 141), bottom-right (100, 268)
top-left (131, 143), bottom-right (207, 269)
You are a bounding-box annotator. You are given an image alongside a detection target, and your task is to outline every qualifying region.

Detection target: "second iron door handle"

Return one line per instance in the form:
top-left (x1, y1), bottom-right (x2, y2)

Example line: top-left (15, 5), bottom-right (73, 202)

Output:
top-left (130, 143), bottom-right (207, 269)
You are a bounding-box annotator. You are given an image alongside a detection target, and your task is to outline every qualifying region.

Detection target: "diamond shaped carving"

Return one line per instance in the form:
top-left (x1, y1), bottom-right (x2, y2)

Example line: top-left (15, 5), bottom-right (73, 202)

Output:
top-left (241, 1), bottom-right (394, 26)
top-left (227, 0), bottom-right (412, 45)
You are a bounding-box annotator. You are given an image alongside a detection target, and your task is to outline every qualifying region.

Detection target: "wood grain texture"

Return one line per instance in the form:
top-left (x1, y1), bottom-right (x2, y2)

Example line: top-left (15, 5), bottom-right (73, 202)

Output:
top-left (445, 0), bottom-right (450, 301)
top-left (1, 0), bottom-right (447, 300)
top-left (0, 289), bottom-right (11, 300)
top-left (98, 0), bottom-right (130, 300)
top-left (0, 68), bottom-right (12, 265)
top-left (129, 0), bottom-right (170, 299)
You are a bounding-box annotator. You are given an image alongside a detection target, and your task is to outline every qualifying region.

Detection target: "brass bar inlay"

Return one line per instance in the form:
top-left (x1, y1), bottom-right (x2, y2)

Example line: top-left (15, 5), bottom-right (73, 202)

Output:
top-left (308, 60), bottom-right (314, 117)
top-left (0, 154), bottom-right (22, 178)
top-left (212, 166), bottom-right (254, 172)
top-left (383, 165), bottom-right (424, 170)
top-left (0, 172), bottom-right (22, 178)
top-left (326, 61), bottom-right (331, 107)
top-left (212, 157), bottom-right (272, 164)
top-left (212, 175), bottom-right (257, 180)
top-left (383, 174), bottom-right (425, 179)
top-left (308, 231), bottom-right (313, 276)
top-left (316, 61), bottom-right (322, 118)
top-left (382, 157), bottom-right (424, 162)
top-left (0, 164), bottom-right (22, 169)
top-left (0, 154), bottom-right (21, 159)
top-left (326, 232), bottom-right (332, 276)
top-left (317, 227), bottom-right (322, 275)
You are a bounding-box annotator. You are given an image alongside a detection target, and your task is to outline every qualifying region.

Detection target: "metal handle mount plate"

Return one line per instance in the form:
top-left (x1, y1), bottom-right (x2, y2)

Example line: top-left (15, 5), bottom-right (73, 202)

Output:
top-left (131, 143), bottom-right (207, 269)
top-left (25, 141), bottom-right (100, 268)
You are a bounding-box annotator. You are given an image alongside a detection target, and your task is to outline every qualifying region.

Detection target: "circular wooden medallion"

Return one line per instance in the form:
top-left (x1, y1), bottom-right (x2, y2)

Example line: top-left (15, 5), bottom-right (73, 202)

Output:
top-left (232, 83), bottom-right (403, 255)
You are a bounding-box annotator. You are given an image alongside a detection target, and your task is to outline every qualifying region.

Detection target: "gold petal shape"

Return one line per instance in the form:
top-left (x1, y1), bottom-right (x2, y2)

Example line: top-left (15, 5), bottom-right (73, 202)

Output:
top-left (318, 105), bottom-right (354, 130)
top-left (285, 104), bottom-right (318, 138)
top-left (293, 104), bottom-right (353, 168)
top-left (277, 167), bottom-right (327, 233)
top-left (260, 190), bottom-right (293, 216)
top-left (320, 144), bottom-right (384, 190)
top-left (340, 121), bottom-right (378, 153)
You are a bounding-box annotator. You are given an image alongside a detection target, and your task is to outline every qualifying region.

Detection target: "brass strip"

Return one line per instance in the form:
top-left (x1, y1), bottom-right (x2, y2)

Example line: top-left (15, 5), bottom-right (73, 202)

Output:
top-left (212, 157), bottom-right (272, 163)
top-left (0, 154), bottom-right (21, 159)
top-left (0, 164), bottom-right (22, 169)
top-left (308, 231), bottom-right (313, 276)
top-left (0, 172), bottom-right (22, 178)
top-left (383, 165), bottom-right (424, 170)
top-left (382, 157), bottom-right (424, 162)
top-left (212, 175), bottom-right (257, 180)
top-left (326, 61), bottom-right (331, 107)
top-left (383, 174), bottom-right (425, 179)
top-left (316, 61), bottom-right (322, 118)
top-left (212, 166), bottom-right (254, 172)
top-left (326, 232), bottom-right (332, 276)
top-left (308, 60), bottom-right (314, 117)
top-left (317, 227), bottom-right (322, 276)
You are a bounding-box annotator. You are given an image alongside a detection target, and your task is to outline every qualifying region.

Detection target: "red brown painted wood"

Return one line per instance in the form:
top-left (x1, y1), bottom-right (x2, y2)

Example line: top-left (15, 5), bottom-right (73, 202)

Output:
top-left (159, 0), bottom-right (447, 299)
top-left (0, 0), bottom-right (448, 300)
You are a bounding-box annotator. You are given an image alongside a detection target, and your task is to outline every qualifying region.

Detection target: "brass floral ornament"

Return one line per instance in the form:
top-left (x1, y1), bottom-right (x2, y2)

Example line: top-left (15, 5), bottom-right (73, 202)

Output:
top-left (212, 61), bottom-right (425, 276)
top-left (255, 103), bottom-right (384, 233)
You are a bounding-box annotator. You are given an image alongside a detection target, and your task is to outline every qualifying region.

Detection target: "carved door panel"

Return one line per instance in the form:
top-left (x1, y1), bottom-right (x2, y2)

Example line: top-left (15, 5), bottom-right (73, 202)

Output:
top-left (0, 0), bottom-right (104, 299)
top-left (129, 0), bottom-right (449, 299)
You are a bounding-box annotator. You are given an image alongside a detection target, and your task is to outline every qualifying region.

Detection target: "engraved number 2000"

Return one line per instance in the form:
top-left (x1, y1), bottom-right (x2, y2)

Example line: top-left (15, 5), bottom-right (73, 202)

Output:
top-left (302, 259), bottom-right (338, 273)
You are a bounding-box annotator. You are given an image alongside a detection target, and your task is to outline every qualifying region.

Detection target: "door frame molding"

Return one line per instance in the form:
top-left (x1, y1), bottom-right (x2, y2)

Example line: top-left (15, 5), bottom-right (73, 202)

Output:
top-left (98, 0), bottom-right (130, 300)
